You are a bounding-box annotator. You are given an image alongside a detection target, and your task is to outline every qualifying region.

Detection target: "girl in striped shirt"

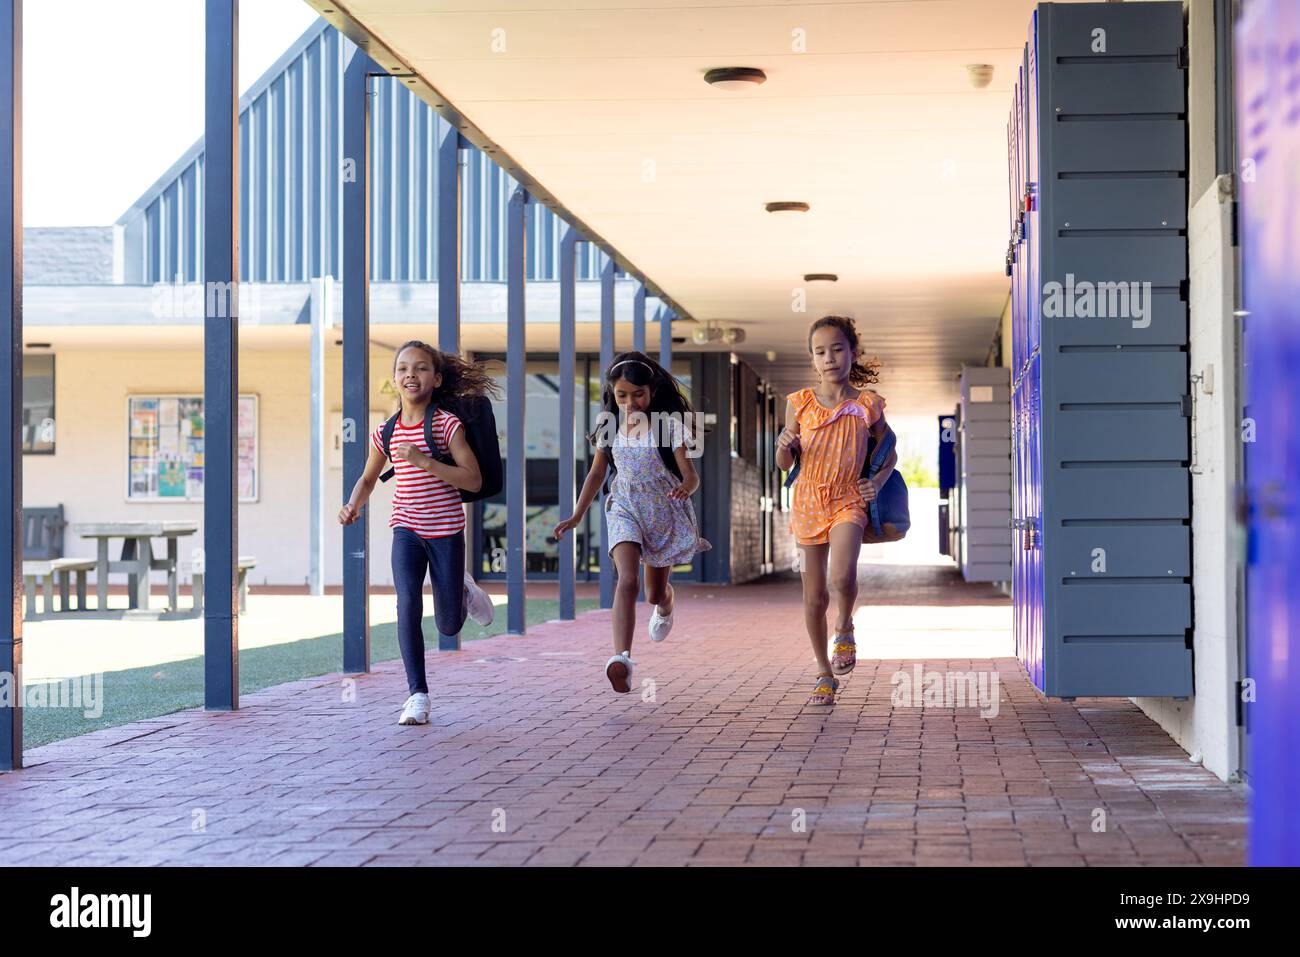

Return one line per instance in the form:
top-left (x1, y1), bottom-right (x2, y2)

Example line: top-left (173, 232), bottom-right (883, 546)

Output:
top-left (339, 341), bottom-right (498, 726)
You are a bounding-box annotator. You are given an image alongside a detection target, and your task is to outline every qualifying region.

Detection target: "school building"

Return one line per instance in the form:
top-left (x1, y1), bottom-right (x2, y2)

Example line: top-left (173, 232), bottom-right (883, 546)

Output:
top-left (21, 18), bottom-right (817, 593)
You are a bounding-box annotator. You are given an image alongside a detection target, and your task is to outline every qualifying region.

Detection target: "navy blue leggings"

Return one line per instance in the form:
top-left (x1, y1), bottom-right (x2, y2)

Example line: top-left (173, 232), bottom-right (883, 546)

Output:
top-left (391, 527), bottom-right (468, 695)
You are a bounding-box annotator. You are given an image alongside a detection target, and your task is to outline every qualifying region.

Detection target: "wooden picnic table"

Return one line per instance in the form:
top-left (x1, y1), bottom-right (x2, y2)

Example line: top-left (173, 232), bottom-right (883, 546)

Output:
top-left (71, 521), bottom-right (199, 612)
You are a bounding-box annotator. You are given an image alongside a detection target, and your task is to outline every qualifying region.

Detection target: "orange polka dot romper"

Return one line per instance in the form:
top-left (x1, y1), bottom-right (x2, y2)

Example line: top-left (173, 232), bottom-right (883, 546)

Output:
top-left (787, 387), bottom-right (887, 546)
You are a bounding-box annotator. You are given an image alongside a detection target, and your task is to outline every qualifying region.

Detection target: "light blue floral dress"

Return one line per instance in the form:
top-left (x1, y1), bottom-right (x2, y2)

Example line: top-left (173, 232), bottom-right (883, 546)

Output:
top-left (604, 416), bottom-right (711, 567)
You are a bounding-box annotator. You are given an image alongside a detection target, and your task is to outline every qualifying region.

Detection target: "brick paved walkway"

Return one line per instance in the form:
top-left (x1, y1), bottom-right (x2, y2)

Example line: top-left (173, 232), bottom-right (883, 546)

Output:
top-left (0, 566), bottom-right (1246, 866)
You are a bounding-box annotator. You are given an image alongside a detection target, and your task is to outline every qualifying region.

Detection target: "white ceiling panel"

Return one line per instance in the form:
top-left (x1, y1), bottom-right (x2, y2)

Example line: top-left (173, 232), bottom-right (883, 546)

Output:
top-left (311, 0), bottom-right (1090, 413)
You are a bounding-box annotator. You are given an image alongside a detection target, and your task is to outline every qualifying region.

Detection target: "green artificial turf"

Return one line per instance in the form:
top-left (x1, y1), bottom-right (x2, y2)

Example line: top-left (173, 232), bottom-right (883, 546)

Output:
top-left (22, 598), bottom-right (598, 750)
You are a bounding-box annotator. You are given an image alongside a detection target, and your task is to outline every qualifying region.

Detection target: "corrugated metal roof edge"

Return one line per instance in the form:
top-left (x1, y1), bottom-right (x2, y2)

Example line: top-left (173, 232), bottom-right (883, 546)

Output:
top-left (113, 17), bottom-right (332, 227)
top-left (310, 1), bottom-right (694, 323)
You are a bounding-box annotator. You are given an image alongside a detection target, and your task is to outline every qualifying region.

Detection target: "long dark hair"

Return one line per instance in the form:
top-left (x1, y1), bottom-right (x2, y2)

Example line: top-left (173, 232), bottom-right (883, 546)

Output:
top-left (392, 340), bottom-right (501, 415)
top-left (589, 350), bottom-right (695, 483)
top-left (807, 315), bottom-right (881, 388)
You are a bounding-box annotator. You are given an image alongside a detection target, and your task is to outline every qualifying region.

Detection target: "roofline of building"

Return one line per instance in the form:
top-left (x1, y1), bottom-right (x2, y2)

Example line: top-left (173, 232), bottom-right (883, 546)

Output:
top-left (114, 8), bottom-right (694, 322)
top-left (114, 18), bottom-right (332, 227)
top-left (303, 2), bottom-right (695, 323)
top-left (23, 276), bottom-right (663, 328)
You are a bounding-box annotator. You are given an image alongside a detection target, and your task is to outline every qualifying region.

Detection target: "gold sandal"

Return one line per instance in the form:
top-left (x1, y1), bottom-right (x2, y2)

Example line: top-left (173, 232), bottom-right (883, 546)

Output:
top-left (831, 629), bottom-right (856, 675)
top-left (807, 672), bottom-right (839, 707)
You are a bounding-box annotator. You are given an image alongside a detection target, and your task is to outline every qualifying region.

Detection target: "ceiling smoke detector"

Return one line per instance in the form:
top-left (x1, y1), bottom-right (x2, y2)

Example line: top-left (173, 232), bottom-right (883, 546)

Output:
top-left (704, 67), bottom-right (767, 91)
top-left (966, 64), bottom-right (994, 88)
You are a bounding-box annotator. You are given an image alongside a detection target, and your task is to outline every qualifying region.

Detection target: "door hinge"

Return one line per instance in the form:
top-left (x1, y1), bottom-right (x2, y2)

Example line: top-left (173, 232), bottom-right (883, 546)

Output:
top-left (1235, 680), bottom-right (1245, 726)
top-left (1180, 394), bottom-right (1193, 417)
top-left (1177, 45), bottom-right (1190, 69)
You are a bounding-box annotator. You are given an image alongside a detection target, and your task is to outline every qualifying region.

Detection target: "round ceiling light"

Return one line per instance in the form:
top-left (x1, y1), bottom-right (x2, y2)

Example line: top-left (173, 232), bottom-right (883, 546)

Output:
top-left (765, 201), bottom-right (809, 214)
top-left (803, 273), bottom-right (838, 283)
top-left (704, 67), bottom-right (767, 91)
top-left (966, 64), bottom-right (995, 88)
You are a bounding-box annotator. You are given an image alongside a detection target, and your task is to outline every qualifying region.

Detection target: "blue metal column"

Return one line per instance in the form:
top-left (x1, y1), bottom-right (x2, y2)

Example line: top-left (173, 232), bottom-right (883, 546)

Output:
top-left (655, 301), bottom-right (675, 589)
top-left (436, 122), bottom-right (461, 356)
top-left (0, 0), bottom-right (21, 770)
top-left (505, 185), bottom-right (528, 634)
top-left (436, 122), bottom-right (464, 651)
top-left (632, 281), bottom-right (646, 354)
top-left (598, 256), bottom-right (616, 609)
top-left (342, 43), bottom-right (375, 673)
top-left (203, 0), bottom-right (239, 711)
top-left (659, 306), bottom-right (673, 370)
top-left (557, 227), bottom-right (578, 620)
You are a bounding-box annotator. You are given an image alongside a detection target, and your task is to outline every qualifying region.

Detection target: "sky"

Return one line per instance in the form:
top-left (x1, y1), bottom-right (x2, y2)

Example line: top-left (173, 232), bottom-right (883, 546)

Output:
top-left (23, 0), bottom-right (321, 226)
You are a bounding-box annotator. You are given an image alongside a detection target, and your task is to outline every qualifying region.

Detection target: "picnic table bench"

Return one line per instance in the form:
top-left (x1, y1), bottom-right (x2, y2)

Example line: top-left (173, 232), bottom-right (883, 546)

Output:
top-left (71, 521), bottom-right (199, 613)
top-left (21, 558), bottom-right (97, 615)
top-left (191, 555), bottom-right (259, 614)
top-left (22, 512), bottom-right (258, 618)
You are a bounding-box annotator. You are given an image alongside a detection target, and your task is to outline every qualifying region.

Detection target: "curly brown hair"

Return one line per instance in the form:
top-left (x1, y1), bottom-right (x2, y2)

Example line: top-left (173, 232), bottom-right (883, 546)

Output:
top-left (391, 340), bottom-right (501, 411)
top-left (806, 315), bottom-right (882, 388)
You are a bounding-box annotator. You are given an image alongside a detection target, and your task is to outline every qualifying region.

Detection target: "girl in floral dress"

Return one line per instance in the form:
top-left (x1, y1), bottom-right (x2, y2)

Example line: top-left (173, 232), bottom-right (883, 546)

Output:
top-left (554, 351), bottom-right (710, 693)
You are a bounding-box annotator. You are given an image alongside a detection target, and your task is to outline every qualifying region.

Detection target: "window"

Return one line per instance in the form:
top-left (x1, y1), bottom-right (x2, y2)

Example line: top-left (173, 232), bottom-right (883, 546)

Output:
top-left (127, 394), bottom-right (258, 501)
top-left (731, 360), bottom-right (757, 464)
top-left (23, 353), bottom-right (55, 454)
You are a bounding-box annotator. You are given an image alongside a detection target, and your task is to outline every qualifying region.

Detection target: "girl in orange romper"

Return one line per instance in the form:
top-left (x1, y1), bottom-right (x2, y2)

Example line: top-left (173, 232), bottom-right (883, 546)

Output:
top-left (776, 316), bottom-right (889, 706)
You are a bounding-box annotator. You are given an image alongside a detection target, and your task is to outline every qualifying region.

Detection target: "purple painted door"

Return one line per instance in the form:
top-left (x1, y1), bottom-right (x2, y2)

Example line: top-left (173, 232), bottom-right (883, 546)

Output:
top-left (1238, 0), bottom-right (1300, 867)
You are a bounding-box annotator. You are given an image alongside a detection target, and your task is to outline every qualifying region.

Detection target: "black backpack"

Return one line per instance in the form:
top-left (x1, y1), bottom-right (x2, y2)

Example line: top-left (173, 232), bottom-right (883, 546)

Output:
top-left (379, 395), bottom-right (503, 503)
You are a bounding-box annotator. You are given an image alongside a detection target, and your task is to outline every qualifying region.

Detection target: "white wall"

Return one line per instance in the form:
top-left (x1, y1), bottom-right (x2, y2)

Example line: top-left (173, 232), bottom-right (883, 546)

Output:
top-left (1129, 0), bottom-right (1242, 783)
top-left (24, 338), bottom-right (409, 588)
top-left (1132, 176), bottom-right (1241, 783)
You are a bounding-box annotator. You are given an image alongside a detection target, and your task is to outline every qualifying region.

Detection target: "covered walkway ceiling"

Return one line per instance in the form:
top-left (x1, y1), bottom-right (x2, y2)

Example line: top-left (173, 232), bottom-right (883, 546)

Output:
top-left (310, 0), bottom-right (1088, 414)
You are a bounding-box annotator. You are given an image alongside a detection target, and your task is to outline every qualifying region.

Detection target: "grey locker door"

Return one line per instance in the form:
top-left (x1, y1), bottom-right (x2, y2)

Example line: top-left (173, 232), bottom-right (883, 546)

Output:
top-left (1036, 1), bottom-right (1193, 698)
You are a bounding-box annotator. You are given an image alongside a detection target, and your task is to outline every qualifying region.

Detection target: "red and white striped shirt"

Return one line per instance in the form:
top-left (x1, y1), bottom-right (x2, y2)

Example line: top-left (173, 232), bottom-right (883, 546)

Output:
top-left (370, 410), bottom-right (466, 538)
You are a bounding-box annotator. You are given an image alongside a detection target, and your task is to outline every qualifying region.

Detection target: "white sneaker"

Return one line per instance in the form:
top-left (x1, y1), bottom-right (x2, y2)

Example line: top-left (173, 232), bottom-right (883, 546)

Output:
top-left (398, 693), bottom-right (431, 726)
top-left (605, 652), bottom-right (634, 693)
top-left (648, 596), bottom-right (674, 642)
top-left (464, 573), bottom-right (494, 627)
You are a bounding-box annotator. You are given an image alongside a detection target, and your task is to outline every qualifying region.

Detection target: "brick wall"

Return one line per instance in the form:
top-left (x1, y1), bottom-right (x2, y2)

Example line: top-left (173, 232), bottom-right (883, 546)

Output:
top-left (729, 455), bottom-right (798, 583)
top-left (730, 457), bottom-right (761, 583)
top-left (772, 503), bottom-right (797, 575)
